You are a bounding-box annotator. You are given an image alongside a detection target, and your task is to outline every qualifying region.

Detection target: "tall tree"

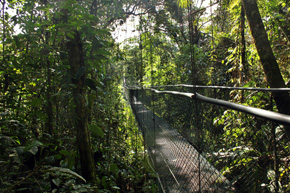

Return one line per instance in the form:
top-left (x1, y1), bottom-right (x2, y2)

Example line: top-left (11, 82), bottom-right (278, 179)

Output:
top-left (67, 30), bottom-right (97, 184)
top-left (241, 0), bottom-right (290, 137)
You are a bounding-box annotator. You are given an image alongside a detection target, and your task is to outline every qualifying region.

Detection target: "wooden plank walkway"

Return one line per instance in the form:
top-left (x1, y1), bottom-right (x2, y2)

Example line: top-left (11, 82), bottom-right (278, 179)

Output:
top-left (130, 93), bottom-right (234, 193)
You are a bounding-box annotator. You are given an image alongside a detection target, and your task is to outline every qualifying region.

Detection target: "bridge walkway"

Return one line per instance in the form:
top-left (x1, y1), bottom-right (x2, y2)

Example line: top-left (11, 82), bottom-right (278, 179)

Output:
top-left (129, 92), bottom-right (232, 192)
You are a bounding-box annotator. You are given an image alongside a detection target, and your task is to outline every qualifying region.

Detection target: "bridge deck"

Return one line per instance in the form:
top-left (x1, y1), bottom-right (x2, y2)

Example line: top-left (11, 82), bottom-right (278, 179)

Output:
top-left (130, 93), bottom-right (233, 192)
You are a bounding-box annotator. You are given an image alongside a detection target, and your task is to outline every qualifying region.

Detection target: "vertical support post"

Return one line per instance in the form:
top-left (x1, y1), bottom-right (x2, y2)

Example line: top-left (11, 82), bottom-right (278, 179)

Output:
top-left (193, 87), bottom-right (202, 193)
top-left (152, 90), bottom-right (156, 166)
top-left (196, 99), bottom-right (202, 193)
top-left (270, 93), bottom-right (279, 193)
top-left (135, 117), bottom-right (138, 156)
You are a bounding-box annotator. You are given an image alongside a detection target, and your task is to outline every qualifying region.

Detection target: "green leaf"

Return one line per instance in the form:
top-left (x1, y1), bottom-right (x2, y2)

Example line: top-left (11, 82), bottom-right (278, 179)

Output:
top-left (59, 150), bottom-right (70, 156)
top-left (101, 176), bottom-right (108, 189)
top-left (49, 167), bottom-right (86, 183)
top-left (177, 0), bottom-right (191, 8)
top-left (109, 163), bottom-right (119, 175)
top-left (66, 32), bottom-right (75, 39)
top-left (112, 186), bottom-right (120, 190)
top-left (28, 146), bottom-right (39, 155)
top-left (52, 178), bottom-right (61, 187)
top-left (243, 81), bottom-right (255, 87)
top-left (24, 140), bottom-right (43, 152)
top-left (98, 49), bottom-right (111, 56)
top-left (89, 124), bottom-right (104, 138)
top-left (30, 98), bottom-right (42, 107)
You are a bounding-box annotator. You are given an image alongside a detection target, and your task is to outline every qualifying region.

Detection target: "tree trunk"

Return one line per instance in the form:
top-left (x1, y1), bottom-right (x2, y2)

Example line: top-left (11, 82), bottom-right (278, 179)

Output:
top-left (67, 30), bottom-right (97, 184)
top-left (139, 31), bottom-right (143, 87)
top-left (240, 4), bottom-right (247, 82)
top-left (188, 5), bottom-right (196, 85)
top-left (46, 59), bottom-right (53, 136)
top-left (241, 0), bottom-right (290, 137)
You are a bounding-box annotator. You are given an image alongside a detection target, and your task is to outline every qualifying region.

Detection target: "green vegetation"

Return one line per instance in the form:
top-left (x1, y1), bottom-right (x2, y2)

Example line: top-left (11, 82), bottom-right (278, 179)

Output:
top-left (1, 0), bottom-right (290, 192)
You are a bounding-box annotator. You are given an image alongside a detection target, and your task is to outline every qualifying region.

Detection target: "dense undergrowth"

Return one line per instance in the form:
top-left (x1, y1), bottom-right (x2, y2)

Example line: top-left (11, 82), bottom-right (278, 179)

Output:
top-left (0, 85), bottom-right (159, 192)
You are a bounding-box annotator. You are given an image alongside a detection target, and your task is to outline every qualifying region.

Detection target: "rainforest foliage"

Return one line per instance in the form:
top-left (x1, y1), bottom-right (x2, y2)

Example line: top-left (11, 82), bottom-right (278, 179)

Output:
top-left (0, 0), bottom-right (290, 192)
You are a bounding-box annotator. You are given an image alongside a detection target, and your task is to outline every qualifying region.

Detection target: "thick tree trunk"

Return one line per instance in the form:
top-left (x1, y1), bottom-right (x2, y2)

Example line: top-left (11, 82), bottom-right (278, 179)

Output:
top-left (67, 30), bottom-right (97, 184)
top-left (241, 0), bottom-right (290, 137)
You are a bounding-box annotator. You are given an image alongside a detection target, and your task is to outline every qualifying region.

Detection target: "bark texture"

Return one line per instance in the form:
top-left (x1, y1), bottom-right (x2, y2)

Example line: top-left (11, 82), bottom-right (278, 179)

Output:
top-left (241, 0), bottom-right (290, 137)
top-left (46, 59), bottom-right (53, 136)
top-left (240, 4), bottom-right (247, 82)
top-left (67, 30), bottom-right (97, 184)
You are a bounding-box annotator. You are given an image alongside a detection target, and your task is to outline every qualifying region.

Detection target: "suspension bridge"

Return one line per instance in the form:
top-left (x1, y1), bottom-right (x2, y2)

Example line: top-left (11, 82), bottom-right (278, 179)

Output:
top-left (124, 83), bottom-right (290, 193)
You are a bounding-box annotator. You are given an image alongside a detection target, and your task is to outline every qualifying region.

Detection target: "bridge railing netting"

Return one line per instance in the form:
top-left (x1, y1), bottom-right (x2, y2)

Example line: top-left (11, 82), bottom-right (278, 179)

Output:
top-left (125, 85), bottom-right (290, 193)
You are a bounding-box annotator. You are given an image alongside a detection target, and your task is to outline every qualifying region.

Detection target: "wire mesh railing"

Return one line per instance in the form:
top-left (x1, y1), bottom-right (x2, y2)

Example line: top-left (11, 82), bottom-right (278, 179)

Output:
top-left (124, 84), bottom-right (290, 193)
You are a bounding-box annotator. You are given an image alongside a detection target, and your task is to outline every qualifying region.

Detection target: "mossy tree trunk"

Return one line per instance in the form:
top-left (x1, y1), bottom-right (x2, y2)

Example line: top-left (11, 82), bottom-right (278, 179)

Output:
top-left (67, 30), bottom-right (97, 184)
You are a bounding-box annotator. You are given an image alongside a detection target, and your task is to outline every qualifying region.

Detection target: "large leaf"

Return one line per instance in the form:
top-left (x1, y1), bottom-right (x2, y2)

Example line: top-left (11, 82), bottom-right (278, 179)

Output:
top-left (49, 167), bottom-right (86, 183)
top-left (89, 124), bottom-right (104, 138)
top-left (24, 140), bottom-right (43, 152)
top-left (85, 78), bottom-right (103, 91)
top-left (109, 163), bottom-right (119, 176)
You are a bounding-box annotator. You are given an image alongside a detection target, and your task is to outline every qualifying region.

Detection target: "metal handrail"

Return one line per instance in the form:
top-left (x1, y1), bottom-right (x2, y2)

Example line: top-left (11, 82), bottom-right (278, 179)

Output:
top-left (151, 84), bottom-right (290, 92)
top-left (131, 87), bottom-right (290, 125)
